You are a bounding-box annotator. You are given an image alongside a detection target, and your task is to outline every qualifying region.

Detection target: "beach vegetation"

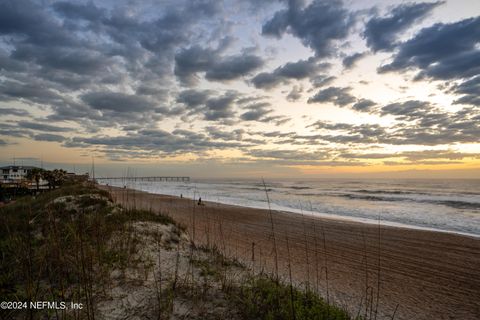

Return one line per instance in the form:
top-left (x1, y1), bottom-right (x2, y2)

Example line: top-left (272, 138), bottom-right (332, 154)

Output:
top-left (0, 181), bottom-right (359, 319)
top-left (230, 275), bottom-right (356, 320)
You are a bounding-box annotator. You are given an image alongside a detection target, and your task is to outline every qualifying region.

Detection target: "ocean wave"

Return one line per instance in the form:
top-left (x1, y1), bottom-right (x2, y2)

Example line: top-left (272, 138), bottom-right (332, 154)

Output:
top-left (236, 186), bottom-right (273, 192)
top-left (353, 189), bottom-right (428, 195)
top-left (341, 193), bottom-right (480, 210)
top-left (99, 179), bottom-right (480, 236)
top-left (436, 200), bottom-right (480, 210)
top-left (287, 186), bottom-right (312, 190)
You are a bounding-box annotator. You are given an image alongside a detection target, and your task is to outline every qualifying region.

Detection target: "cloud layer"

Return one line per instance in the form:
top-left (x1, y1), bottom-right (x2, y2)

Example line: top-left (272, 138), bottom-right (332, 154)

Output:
top-left (0, 0), bottom-right (479, 170)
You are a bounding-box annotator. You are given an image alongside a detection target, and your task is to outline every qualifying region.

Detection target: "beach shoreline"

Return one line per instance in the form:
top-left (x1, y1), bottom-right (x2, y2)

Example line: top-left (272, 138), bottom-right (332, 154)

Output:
top-left (101, 185), bottom-right (480, 320)
top-left (98, 178), bottom-right (480, 238)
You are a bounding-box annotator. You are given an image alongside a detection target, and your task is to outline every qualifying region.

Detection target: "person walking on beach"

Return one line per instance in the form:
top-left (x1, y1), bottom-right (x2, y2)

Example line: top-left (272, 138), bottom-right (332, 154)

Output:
top-left (198, 197), bottom-right (202, 205)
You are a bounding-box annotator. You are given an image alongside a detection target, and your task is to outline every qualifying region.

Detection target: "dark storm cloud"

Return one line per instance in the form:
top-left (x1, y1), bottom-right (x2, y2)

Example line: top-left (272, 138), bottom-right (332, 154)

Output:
top-left (308, 101), bottom-right (480, 146)
top-left (307, 121), bottom-right (389, 144)
top-left (251, 58), bottom-right (326, 89)
top-left (261, 8), bottom-right (289, 38)
top-left (0, 0), bottom-right (226, 133)
top-left (236, 95), bottom-right (269, 105)
top-left (246, 149), bottom-right (330, 161)
top-left (81, 92), bottom-right (156, 112)
top-left (308, 86), bottom-right (356, 106)
top-left (17, 121), bottom-right (72, 132)
top-left (205, 55), bottom-right (264, 81)
top-left (380, 100), bottom-right (431, 117)
top-left (204, 93), bottom-right (238, 121)
top-left (379, 17), bottom-right (480, 80)
top-left (352, 99), bottom-right (376, 112)
top-left (174, 46), bottom-right (217, 85)
top-left (0, 0), bottom-right (73, 47)
top-left (205, 126), bottom-right (245, 141)
top-left (174, 46), bottom-right (264, 85)
top-left (264, 134), bottom-right (325, 146)
top-left (0, 50), bottom-right (28, 73)
top-left (52, 1), bottom-right (106, 21)
top-left (262, 0), bottom-right (354, 57)
top-left (22, 48), bottom-right (111, 76)
top-left (240, 108), bottom-right (272, 121)
top-left (46, 100), bottom-right (101, 123)
top-left (364, 1), bottom-right (444, 52)
top-left (239, 101), bottom-right (290, 125)
top-left (0, 80), bottom-right (64, 106)
top-left (342, 52), bottom-right (366, 69)
top-left (243, 148), bottom-right (367, 166)
top-left (177, 89), bottom-right (212, 108)
top-left (390, 127), bottom-right (476, 145)
top-left (66, 128), bottom-right (251, 155)
top-left (275, 59), bottom-right (327, 79)
top-left (240, 105), bottom-right (273, 122)
top-left (0, 0), bottom-right (111, 83)
top-left (308, 121), bottom-right (354, 131)
top-left (103, 0), bottom-right (220, 55)
top-left (0, 122), bottom-right (30, 138)
top-left (176, 90), bottom-right (287, 124)
top-left (135, 86), bottom-right (169, 101)
top-left (250, 73), bottom-right (280, 90)
top-left (310, 75), bottom-right (336, 88)
top-left (451, 76), bottom-right (480, 106)
top-left (33, 133), bottom-right (65, 142)
top-left (0, 107), bottom-right (29, 117)
top-left (378, 100), bottom-right (456, 130)
top-left (248, 130), bottom-right (296, 139)
top-left (1, 0), bottom-right (478, 162)
top-left (177, 89), bottom-right (240, 121)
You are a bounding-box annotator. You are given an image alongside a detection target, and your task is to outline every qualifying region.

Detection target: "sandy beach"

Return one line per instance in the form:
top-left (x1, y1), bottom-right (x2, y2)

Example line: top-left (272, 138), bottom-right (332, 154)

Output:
top-left (102, 185), bottom-right (480, 320)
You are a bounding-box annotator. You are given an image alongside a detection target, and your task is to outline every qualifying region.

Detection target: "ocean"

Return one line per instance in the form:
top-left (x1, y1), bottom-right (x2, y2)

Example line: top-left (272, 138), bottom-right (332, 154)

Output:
top-left (100, 178), bottom-right (480, 237)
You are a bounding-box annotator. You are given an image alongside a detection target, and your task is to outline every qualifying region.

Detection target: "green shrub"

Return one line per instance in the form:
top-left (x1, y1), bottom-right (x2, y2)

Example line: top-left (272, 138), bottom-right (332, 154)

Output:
top-left (230, 275), bottom-right (357, 320)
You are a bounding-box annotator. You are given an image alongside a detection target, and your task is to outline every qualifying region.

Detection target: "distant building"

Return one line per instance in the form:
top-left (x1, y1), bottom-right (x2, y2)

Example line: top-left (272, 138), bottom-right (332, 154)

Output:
top-left (0, 165), bottom-right (42, 185)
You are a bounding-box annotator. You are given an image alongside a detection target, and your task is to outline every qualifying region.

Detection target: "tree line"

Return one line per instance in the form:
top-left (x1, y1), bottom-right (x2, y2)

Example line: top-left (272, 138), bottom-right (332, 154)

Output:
top-left (25, 168), bottom-right (68, 191)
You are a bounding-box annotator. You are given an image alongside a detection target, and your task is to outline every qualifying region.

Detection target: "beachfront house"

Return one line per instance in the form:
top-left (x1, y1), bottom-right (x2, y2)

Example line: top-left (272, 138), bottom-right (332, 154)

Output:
top-left (0, 165), bottom-right (45, 187)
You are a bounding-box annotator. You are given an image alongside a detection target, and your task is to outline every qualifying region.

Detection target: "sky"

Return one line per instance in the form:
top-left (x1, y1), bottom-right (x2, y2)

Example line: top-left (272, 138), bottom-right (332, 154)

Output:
top-left (1, 0), bottom-right (480, 178)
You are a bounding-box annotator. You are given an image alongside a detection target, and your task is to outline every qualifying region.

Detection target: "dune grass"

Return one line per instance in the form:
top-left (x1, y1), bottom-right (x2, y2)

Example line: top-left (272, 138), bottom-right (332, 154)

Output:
top-left (0, 181), bottom-right (358, 319)
top-left (0, 182), bottom-right (180, 317)
top-left (231, 275), bottom-right (354, 320)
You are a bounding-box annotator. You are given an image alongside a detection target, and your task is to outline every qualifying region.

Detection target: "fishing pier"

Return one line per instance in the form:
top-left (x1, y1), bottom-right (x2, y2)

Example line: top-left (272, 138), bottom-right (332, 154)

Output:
top-left (95, 176), bottom-right (190, 182)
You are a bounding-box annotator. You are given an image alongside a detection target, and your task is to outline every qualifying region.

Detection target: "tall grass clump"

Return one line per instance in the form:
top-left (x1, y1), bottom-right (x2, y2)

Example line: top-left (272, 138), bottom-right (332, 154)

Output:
top-left (262, 179), bottom-right (279, 282)
top-left (230, 275), bottom-right (358, 320)
top-left (0, 181), bottom-right (182, 319)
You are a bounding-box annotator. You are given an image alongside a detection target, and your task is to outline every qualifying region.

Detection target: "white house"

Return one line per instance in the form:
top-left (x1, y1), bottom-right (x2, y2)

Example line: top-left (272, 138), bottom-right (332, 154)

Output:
top-left (1, 165), bottom-right (41, 184)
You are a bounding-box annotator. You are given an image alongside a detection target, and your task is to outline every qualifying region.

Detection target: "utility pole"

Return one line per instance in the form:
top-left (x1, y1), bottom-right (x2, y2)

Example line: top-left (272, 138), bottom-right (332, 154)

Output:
top-left (91, 156), bottom-right (95, 183)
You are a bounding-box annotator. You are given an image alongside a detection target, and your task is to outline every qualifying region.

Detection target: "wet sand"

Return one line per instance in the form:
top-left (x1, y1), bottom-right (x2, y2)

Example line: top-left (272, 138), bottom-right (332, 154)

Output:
top-left (102, 185), bottom-right (480, 320)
